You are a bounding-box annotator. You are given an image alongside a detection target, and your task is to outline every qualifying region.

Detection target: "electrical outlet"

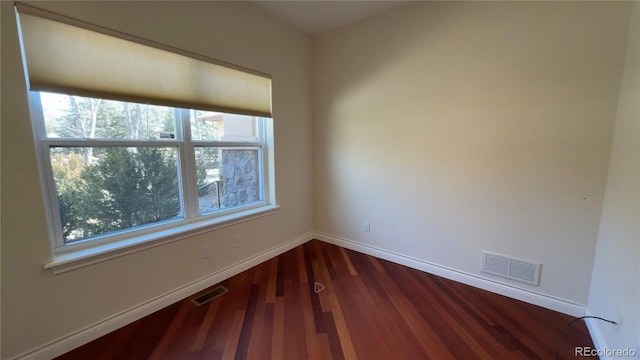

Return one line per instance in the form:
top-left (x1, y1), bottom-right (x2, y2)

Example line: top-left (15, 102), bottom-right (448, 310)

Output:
top-left (233, 235), bottom-right (241, 248)
top-left (202, 244), bottom-right (210, 259)
top-left (363, 221), bottom-right (371, 232)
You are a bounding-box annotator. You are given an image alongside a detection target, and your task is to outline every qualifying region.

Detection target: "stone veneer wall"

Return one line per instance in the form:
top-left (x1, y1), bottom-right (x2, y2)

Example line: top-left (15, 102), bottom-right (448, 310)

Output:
top-left (220, 149), bottom-right (260, 208)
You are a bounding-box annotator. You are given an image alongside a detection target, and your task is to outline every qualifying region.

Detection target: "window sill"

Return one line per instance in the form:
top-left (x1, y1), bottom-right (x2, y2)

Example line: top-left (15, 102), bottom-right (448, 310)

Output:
top-left (45, 204), bottom-right (280, 275)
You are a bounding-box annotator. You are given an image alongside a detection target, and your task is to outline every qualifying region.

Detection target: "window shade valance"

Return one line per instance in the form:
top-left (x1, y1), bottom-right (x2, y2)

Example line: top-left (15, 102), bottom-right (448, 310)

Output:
top-left (16, 3), bottom-right (272, 117)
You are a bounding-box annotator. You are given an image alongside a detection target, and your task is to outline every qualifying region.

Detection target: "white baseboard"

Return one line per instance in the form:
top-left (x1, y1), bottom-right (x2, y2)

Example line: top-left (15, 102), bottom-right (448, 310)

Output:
top-left (10, 232), bottom-right (315, 360)
top-left (584, 309), bottom-right (640, 360)
top-left (315, 232), bottom-right (586, 317)
top-left (585, 308), bottom-right (612, 360)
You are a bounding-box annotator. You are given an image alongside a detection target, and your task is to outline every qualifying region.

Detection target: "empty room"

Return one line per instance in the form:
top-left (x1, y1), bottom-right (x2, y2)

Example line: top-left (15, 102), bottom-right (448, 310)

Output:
top-left (1, 1), bottom-right (638, 359)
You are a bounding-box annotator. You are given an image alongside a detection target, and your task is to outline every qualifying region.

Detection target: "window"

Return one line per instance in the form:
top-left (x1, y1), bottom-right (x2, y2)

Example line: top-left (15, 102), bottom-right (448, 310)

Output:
top-left (33, 92), bottom-right (271, 248)
top-left (17, 4), bottom-right (276, 255)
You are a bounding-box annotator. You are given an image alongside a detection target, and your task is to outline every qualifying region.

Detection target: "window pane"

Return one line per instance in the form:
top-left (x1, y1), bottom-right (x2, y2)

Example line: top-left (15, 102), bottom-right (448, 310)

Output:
top-left (50, 146), bottom-right (181, 243)
top-left (191, 110), bottom-right (259, 142)
top-left (41, 92), bottom-right (177, 140)
top-left (195, 146), bottom-right (262, 214)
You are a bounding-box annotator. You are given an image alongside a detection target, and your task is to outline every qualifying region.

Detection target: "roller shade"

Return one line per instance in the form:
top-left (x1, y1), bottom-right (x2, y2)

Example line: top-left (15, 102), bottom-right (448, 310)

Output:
top-left (16, 4), bottom-right (272, 117)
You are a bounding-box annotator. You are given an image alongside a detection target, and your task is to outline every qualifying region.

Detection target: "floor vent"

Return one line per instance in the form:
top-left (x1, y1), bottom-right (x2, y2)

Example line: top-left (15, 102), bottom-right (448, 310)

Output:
top-left (192, 285), bottom-right (228, 306)
top-left (481, 251), bottom-right (541, 286)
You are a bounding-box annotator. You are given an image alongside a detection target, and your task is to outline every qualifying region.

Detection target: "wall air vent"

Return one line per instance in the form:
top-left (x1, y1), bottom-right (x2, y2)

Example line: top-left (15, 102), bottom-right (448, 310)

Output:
top-left (192, 285), bottom-right (228, 306)
top-left (481, 251), bottom-right (541, 286)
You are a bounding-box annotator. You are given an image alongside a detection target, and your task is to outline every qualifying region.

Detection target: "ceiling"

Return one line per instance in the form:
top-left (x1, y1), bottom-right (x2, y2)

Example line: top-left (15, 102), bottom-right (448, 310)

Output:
top-left (249, 1), bottom-right (406, 35)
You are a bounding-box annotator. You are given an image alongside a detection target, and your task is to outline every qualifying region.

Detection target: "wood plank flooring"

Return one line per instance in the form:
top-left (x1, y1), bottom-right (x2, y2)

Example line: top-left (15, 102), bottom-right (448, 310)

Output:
top-left (57, 240), bottom-right (595, 359)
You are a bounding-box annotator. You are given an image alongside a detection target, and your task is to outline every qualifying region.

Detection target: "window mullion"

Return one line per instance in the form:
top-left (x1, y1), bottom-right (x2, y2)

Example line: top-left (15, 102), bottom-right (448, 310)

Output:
top-left (257, 118), bottom-right (268, 204)
top-left (190, 140), bottom-right (263, 147)
top-left (179, 109), bottom-right (198, 220)
top-left (41, 139), bottom-right (179, 147)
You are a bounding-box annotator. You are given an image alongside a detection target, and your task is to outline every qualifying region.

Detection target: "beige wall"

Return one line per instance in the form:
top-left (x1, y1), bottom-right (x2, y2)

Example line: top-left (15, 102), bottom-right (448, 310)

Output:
top-left (313, 2), bottom-right (630, 304)
top-left (588, 2), bottom-right (640, 352)
top-left (0, 1), bottom-right (313, 358)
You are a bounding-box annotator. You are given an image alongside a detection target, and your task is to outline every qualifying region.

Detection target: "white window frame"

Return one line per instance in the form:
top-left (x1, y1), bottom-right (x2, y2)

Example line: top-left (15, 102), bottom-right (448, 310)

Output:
top-left (28, 91), bottom-right (277, 272)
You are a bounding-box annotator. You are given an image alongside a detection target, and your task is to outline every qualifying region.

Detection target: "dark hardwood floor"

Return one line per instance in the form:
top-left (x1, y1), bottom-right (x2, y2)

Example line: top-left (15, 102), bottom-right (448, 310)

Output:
top-left (57, 240), bottom-right (595, 359)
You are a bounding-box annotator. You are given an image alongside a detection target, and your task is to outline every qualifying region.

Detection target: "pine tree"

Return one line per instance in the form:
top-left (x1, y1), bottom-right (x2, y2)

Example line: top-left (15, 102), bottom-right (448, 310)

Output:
top-left (137, 147), bottom-right (180, 222)
top-left (80, 147), bottom-right (141, 236)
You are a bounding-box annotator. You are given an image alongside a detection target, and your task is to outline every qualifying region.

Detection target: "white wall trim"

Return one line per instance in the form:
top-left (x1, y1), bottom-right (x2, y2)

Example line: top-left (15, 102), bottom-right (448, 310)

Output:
top-left (585, 308), bottom-right (613, 360)
top-left (583, 309), bottom-right (638, 360)
top-left (9, 231), bottom-right (315, 360)
top-left (315, 232), bottom-right (587, 317)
